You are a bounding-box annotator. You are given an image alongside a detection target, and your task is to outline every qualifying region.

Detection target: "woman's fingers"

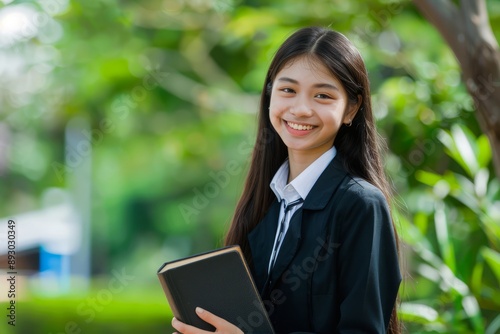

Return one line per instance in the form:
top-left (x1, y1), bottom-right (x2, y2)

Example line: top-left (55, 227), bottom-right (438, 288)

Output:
top-left (194, 307), bottom-right (221, 328)
top-left (195, 308), bottom-right (243, 334)
top-left (171, 308), bottom-right (243, 334)
top-left (171, 316), bottom-right (211, 334)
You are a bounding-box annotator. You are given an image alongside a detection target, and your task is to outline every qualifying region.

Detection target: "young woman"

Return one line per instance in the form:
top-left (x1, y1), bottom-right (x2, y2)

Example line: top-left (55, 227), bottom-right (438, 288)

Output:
top-left (172, 26), bottom-right (401, 334)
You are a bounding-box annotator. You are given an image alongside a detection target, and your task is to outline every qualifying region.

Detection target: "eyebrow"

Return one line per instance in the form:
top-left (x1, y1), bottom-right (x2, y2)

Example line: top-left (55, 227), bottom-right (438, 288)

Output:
top-left (277, 77), bottom-right (340, 91)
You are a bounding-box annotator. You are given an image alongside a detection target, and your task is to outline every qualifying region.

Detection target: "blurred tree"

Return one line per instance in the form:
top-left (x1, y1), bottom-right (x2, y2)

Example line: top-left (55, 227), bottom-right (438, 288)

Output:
top-left (413, 0), bottom-right (500, 180)
top-left (1, 1), bottom-right (500, 332)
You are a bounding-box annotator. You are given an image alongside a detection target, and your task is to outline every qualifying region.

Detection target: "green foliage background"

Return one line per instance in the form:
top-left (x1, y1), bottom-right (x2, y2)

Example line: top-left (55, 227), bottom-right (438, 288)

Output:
top-left (0, 0), bottom-right (499, 333)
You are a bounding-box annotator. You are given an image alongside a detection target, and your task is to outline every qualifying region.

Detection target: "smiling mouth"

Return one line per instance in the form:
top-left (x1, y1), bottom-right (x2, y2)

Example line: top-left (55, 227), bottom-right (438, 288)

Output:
top-left (286, 121), bottom-right (316, 131)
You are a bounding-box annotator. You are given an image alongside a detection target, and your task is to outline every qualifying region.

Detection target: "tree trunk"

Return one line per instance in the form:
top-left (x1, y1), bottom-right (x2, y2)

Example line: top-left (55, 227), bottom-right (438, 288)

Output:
top-left (412, 0), bottom-right (500, 179)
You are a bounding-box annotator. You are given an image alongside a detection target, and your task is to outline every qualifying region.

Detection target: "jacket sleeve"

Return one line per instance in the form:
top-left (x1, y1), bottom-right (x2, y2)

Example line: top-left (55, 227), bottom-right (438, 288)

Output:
top-left (335, 182), bottom-right (401, 333)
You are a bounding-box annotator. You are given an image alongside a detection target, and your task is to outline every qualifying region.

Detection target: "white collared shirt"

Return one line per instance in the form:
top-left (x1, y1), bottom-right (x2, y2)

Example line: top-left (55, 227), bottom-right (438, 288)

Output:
top-left (268, 146), bottom-right (337, 272)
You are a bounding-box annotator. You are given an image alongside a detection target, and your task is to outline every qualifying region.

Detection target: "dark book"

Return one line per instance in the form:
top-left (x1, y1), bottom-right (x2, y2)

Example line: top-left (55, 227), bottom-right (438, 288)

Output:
top-left (157, 245), bottom-right (275, 333)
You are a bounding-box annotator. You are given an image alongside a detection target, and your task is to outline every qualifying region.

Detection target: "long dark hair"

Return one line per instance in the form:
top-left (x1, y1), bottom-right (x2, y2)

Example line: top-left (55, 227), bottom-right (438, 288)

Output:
top-left (225, 26), bottom-right (401, 333)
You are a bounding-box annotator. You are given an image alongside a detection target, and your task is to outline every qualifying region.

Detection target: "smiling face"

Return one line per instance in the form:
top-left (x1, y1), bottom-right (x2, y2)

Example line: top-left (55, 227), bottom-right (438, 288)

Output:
top-left (269, 55), bottom-right (358, 162)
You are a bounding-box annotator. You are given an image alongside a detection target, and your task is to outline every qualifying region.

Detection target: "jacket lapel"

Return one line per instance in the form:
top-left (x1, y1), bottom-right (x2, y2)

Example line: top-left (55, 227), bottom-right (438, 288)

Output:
top-left (266, 157), bottom-right (348, 289)
top-left (268, 208), bottom-right (303, 287)
top-left (248, 199), bottom-right (280, 292)
top-left (301, 155), bottom-right (347, 211)
top-left (249, 155), bottom-right (349, 292)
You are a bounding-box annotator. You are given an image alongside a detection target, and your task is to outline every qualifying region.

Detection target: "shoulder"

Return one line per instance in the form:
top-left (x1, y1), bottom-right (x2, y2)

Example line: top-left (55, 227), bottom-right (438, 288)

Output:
top-left (332, 176), bottom-right (394, 244)
top-left (326, 155), bottom-right (388, 207)
top-left (338, 176), bottom-right (388, 208)
top-left (332, 175), bottom-right (392, 232)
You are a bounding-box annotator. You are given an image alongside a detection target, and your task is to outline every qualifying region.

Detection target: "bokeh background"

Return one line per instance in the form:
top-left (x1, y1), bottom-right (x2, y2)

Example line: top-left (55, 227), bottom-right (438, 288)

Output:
top-left (0, 0), bottom-right (499, 333)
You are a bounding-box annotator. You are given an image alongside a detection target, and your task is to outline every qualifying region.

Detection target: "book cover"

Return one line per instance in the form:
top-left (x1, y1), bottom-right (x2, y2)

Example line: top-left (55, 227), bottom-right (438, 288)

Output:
top-left (157, 245), bottom-right (274, 333)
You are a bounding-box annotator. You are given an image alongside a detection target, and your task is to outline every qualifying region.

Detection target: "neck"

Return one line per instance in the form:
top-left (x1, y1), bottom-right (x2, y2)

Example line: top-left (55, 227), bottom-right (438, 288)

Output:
top-left (287, 149), bottom-right (326, 182)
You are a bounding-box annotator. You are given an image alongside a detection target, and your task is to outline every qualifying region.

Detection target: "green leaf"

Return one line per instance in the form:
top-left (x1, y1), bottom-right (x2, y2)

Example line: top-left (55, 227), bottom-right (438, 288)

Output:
top-left (414, 212), bottom-right (429, 235)
top-left (477, 135), bottom-right (492, 169)
top-left (486, 315), bottom-right (500, 334)
top-left (415, 170), bottom-right (443, 187)
top-left (434, 202), bottom-right (456, 272)
top-left (462, 295), bottom-right (484, 333)
top-left (482, 247), bottom-right (500, 284)
top-left (438, 124), bottom-right (481, 178)
top-left (450, 173), bottom-right (480, 213)
top-left (474, 168), bottom-right (489, 199)
top-left (452, 124), bottom-right (480, 175)
top-left (394, 209), bottom-right (424, 246)
top-left (471, 255), bottom-right (484, 295)
top-left (399, 302), bottom-right (439, 324)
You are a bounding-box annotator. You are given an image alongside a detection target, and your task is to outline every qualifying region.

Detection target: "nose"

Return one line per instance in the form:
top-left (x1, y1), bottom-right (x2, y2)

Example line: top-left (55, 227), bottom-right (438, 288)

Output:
top-left (290, 94), bottom-right (313, 117)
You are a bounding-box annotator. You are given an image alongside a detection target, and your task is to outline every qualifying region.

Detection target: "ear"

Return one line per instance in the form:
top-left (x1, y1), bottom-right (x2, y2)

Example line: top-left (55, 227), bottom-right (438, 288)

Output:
top-left (266, 82), bottom-right (273, 96)
top-left (343, 94), bottom-right (362, 126)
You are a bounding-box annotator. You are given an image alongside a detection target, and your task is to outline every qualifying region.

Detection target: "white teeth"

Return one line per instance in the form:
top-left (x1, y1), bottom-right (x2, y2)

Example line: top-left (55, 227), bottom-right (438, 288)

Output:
top-left (287, 121), bottom-right (314, 131)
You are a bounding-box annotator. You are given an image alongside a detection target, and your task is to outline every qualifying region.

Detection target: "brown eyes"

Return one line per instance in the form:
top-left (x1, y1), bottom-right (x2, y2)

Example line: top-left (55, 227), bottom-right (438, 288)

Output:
top-left (278, 88), bottom-right (332, 100)
top-left (315, 94), bottom-right (332, 99)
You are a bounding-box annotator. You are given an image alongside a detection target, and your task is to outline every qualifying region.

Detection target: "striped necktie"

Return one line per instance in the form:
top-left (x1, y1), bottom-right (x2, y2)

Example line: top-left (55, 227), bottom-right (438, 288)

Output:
top-left (268, 198), bottom-right (304, 273)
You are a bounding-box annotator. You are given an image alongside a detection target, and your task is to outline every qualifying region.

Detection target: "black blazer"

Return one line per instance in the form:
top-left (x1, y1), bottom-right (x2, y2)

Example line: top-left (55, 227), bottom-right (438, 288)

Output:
top-left (248, 155), bottom-right (401, 334)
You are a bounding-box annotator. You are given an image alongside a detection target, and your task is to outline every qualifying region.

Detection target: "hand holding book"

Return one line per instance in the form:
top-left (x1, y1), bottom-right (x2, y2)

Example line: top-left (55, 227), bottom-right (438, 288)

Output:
top-left (157, 245), bottom-right (275, 333)
top-left (171, 307), bottom-right (243, 334)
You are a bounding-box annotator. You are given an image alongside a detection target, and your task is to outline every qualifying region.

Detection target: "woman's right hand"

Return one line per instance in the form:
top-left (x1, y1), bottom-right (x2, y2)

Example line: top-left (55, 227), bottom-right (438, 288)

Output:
top-left (172, 307), bottom-right (243, 334)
